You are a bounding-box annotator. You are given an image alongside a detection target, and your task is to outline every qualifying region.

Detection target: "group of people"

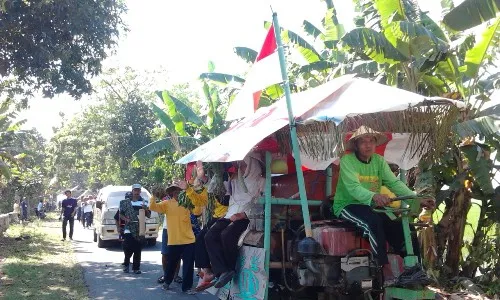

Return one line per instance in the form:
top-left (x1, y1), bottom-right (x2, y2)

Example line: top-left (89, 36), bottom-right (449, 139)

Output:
top-left (76, 196), bottom-right (95, 229)
top-left (111, 154), bottom-right (264, 294)
top-left (59, 125), bottom-right (434, 293)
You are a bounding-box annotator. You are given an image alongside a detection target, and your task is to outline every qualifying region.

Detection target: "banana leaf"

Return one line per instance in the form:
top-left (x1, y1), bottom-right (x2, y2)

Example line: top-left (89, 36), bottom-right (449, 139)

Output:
top-left (161, 91), bottom-right (187, 136)
top-left (234, 47), bottom-right (257, 63)
top-left (156, 91), bottom-right (203, 126)
top-left (302, 20), bottom-right (323, 40)
top-left (132, 137), bottom-right (200, 162)
top-left (462, 17), bottom-right (500, 79)
top-left (265, 21), bottom-right (322, 63)
top-left (200, 72), bottom-right (245, 84)
top-left (461, 145), bottom-right (494, 195)
top-left (150, 103), bottom-right (176, 134)
top-left (322, 8), bottom-right (345, 49)
top-left (340, 28), bottom-right (407, 64)
top-left (453, 115), bottom-right (500, 138)
top-left (443, 0), bottom-right (500, 31)
top-left (299, 61), bottom-right (335, 73)
top-left (0, 159), bottom-right (11, 180)
top-left (373, 0), bottom-right (406, 28)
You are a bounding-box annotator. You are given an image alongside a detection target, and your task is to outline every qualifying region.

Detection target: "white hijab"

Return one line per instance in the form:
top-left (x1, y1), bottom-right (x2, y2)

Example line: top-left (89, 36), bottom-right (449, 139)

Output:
top-left (230, 152), bottom-right (265, 204)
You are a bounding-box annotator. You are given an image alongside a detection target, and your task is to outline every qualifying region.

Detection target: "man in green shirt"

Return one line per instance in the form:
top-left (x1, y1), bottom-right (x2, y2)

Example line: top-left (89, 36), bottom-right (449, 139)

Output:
top-left (333, 126), bottom-right (435, 278)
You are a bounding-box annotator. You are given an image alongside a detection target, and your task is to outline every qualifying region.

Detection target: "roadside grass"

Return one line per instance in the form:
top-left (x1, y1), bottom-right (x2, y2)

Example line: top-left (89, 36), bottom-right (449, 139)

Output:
top-left (0, 213), bottom-right (88, 300)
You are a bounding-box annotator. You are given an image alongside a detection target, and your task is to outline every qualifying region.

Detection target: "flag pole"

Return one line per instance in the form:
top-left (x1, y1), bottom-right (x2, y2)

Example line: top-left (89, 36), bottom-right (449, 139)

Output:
top-left (272, 13), bottom-right (313, 238)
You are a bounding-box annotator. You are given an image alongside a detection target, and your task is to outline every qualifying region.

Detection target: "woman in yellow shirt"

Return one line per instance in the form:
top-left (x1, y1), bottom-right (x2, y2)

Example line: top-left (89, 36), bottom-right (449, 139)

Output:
top-left (149, 179), bottom-right (207, 293)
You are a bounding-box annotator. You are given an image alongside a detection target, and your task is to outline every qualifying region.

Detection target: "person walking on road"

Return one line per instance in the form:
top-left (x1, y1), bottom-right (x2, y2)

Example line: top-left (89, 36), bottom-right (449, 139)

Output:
top-left (83, 199), bottom-right (93, 229)
top-left (60, 190), bottom-right (78, 241)
top-left (119, 184), bottom-right (151, 274)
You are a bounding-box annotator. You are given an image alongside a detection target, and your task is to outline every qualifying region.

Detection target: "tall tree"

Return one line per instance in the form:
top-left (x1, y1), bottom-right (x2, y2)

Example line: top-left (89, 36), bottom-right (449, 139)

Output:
top-left (0, 0), bottom-right (127, 102)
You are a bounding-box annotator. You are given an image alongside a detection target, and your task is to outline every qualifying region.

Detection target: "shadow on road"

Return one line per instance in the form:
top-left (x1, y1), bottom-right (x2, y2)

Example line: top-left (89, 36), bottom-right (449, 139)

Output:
top-left (79, 260), bottom-right (216, 300)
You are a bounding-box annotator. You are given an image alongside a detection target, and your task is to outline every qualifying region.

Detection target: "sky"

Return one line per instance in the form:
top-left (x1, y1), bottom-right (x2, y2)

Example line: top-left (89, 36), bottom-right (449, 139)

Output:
top-left (20, 0), bottom-right (444, 139)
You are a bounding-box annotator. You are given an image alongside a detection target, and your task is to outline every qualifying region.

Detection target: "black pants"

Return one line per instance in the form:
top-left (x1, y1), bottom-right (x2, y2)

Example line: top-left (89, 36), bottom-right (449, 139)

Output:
top-left (205, 218), bottom-right (250, 276)
top-left (84, 212), bottom-right (92, 227)
top-left (123, 233), bottom-right (142, 271)
top-left (195, 218), bottom-right (219, 269)
top-left (62, 217), bottom-right (74, 239)
top-left (164, 243), bottom-right (195, 292)
top-left (339, 204), bottom-right (420, 265)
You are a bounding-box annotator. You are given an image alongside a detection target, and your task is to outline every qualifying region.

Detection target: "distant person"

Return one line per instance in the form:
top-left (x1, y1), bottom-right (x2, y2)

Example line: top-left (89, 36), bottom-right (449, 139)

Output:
top-left (119, 184), bottom-right (151, 274)
top-left (37, 200), bottom-right (44, 219)
top-left (83, 200), bottom-right (93, 229)
top-left (20, 199), bottom-right (28, 222)
top-left (13, 201), bottom-right (20, 221)
top-left (60, 190), bottom-right (77, 241)
top-left (76, 199), bottom-right (83, 223)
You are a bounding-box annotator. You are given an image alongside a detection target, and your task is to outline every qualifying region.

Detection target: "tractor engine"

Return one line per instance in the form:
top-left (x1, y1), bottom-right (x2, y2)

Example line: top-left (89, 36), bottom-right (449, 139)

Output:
top-left (292, 222), bottom-right (381, 295)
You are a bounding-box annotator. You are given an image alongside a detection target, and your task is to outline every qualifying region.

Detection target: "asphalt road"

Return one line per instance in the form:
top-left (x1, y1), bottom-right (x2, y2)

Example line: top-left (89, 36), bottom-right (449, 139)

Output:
top-left (70, 224), bottom-right (219, 300)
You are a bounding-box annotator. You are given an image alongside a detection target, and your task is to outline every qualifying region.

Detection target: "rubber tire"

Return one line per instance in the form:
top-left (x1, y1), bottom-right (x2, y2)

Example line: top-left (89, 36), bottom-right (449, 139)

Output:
top-left (147, 238), bottom-right (157, 247)
top-left (97, 235), bottom-right (106, 248)
top-left (93, 229), bottom-right (97, 242)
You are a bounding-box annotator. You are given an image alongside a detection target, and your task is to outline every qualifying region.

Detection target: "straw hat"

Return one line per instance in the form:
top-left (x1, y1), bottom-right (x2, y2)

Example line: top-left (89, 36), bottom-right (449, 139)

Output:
top-left (165, 182), bottom-right (183, 194)
top-left (345, 126), bottom-right (388, 151)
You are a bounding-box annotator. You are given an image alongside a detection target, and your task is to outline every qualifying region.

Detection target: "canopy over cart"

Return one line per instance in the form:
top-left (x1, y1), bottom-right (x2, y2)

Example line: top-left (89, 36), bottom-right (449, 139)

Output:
top-left (177, 74), bottom-right (463, 170)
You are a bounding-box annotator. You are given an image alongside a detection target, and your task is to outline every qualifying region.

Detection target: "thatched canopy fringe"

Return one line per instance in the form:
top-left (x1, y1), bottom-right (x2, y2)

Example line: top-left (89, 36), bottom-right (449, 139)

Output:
top-left (275, 103), bottom-right (460, 163)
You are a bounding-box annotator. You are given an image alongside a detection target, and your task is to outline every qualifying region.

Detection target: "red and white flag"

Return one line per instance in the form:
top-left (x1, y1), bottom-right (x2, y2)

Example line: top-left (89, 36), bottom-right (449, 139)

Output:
top-left (226, 25), bottom-right (283, 121)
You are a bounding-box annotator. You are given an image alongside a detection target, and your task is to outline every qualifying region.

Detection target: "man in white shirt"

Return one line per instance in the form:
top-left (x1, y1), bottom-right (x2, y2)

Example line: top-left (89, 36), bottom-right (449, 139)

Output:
top-left (205, 153), bottom-right (265, 288)
top-left (37, 200), bottom-right (44, 218)
top-left (83, 200), bottom-right (93, 229)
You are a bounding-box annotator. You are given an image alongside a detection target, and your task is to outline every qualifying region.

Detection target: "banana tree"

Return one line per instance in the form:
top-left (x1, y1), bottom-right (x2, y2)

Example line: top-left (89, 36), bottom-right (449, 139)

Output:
top-left (0, 100), bottom-right (27, 180)
top-left (132, 63), bottom-right (229, 165)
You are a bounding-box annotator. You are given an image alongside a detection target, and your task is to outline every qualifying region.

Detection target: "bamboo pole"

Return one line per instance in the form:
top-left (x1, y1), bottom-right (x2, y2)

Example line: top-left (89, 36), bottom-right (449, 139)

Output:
top-left (272, 13), bottom-right (313, 238)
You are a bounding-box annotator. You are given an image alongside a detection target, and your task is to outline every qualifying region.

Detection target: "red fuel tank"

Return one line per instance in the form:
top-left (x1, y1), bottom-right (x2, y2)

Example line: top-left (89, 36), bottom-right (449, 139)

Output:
top-left (312, 226), bottom-right (359, 256)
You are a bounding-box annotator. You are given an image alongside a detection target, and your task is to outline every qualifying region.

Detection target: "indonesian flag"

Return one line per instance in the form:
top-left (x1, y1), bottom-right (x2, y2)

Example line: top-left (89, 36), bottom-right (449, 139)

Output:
top-left (226, 25), bottom-right (283, 121)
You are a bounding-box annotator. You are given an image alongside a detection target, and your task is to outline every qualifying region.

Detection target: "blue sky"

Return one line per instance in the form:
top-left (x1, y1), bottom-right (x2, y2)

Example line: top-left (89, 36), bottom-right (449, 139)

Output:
top-left (21, 0), bottom-right (443, 139)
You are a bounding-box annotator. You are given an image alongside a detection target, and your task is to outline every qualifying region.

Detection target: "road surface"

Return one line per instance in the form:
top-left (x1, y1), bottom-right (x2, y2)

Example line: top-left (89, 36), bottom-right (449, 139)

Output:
top-left (70, 224), bottom-right (218, 300)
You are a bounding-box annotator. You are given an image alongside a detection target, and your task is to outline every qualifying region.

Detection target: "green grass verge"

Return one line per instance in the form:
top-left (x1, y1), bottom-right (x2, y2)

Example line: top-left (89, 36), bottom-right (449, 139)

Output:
top-left (0, 213), bottom-right (88, 300)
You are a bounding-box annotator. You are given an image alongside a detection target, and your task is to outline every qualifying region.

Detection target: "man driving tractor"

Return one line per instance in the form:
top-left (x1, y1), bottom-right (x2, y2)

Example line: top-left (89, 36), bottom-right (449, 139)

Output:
top-left (333, 126), bottom-right (435, 285)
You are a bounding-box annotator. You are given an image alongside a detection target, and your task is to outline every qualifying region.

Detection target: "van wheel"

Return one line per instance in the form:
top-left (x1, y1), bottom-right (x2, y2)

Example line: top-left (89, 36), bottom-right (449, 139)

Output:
top-left (147, 238), bottom-right (157, 247)
top-left (93, 229), bottom-right (97, 242)
top-left (97, 235), bottom-right (106, 248)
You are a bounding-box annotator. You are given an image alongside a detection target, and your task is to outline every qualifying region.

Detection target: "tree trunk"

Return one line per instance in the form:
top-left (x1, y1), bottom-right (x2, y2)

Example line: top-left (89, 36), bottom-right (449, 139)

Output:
top-left (445, 188), bottom-right (471, 276)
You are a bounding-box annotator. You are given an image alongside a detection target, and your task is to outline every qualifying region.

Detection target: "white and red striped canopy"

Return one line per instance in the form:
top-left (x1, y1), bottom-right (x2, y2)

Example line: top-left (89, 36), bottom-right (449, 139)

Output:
top-left (177, 75), bottom-right (463, 170)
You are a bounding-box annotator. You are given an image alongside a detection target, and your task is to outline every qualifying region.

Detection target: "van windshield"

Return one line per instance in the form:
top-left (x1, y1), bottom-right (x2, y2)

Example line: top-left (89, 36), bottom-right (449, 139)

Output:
top-left (105, 191), bottom-right (150, 208)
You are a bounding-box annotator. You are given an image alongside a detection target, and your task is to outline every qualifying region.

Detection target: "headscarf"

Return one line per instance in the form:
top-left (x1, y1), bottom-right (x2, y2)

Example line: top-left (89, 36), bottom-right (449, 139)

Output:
top-left (230, 152), bottom-right (265, 204)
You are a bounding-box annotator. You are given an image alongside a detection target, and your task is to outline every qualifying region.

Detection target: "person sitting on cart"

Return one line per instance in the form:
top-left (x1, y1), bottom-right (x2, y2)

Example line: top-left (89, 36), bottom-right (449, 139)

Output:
top-left (193, 171), bottom-right (230, 291)
top-left (333, 126), bottom-right (435, 284)
top-left (205, 152), bottom-right (265, 289)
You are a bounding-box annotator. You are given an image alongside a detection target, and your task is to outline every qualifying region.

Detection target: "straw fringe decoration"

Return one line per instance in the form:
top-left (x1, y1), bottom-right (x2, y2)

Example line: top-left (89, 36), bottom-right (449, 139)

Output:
top-left (275, 103), bottom-right (460, 163)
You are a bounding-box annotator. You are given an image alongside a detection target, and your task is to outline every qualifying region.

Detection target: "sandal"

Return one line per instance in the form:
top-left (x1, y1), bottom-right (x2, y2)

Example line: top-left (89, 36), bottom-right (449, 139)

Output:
top-left (157, 275), bottom-right (165, 284)
top-left (174, 276), bottom-right (183, 284)
top-left (194, 279), bottom-right (216, 292)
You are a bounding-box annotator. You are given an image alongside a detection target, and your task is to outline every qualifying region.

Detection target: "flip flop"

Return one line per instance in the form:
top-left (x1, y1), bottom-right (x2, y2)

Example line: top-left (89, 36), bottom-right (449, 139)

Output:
top-left (194, 279), bottom-right (217, 292)
top-left (157, 275), bottom-right (165, 284)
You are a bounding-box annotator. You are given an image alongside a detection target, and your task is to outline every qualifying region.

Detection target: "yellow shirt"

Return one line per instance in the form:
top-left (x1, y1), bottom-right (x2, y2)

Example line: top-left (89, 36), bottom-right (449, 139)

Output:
top-left (149, 187), bottom-right (207, 245)
top-left (189, 187), bottom-right (228, 219)
top-left (214, 200), bottom-right (228, 218)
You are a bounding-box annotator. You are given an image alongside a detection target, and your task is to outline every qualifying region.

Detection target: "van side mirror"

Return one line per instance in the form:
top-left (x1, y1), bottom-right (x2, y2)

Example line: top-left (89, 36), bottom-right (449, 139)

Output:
top-left (96, 201), bottom-right (102, 210)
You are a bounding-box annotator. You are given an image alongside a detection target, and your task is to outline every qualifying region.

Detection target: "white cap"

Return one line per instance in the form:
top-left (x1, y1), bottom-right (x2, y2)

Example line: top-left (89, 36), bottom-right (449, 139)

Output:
top-left (132, 184), bottom-right (142, 190)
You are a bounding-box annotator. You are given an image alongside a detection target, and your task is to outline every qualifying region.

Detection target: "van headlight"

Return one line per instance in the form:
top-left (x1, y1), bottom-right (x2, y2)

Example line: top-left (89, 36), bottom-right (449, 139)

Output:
top-left (103, 219), bottom-right (116, 225)
top-left (146, 217), bottom-right (158, 224)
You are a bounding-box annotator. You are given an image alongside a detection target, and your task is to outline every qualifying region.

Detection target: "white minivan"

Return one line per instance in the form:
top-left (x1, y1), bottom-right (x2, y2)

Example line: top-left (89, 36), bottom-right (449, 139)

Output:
top-left (93, 185), bottom-right (159, 248)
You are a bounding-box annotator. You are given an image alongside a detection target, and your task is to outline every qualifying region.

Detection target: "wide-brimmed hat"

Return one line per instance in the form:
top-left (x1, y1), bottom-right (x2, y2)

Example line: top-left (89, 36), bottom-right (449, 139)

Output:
top-left (345, 126), bottom-right (388, 151)
top-left (165, 182), bottom-right (182, 194)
